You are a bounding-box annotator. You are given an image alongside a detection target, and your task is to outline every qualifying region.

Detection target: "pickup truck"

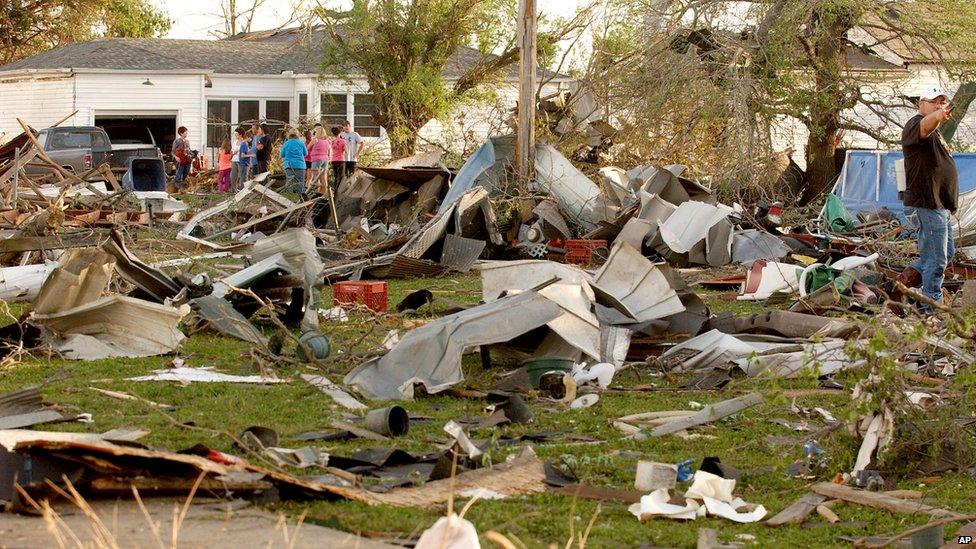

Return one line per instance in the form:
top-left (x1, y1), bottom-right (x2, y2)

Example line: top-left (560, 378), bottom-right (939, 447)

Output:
top-left (26, 126), bottom-right (160, 176)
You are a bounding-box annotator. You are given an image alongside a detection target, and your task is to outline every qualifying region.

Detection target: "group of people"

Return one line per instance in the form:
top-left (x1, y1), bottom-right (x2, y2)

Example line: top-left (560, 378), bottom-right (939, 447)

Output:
top-left (278, 120), bottom-right (364, 196)
top-left (174, 120), bottom-right (364, 198)
top-left (210, 120), bottom-right (364, 197)
top-left (213, 123), bottom-right (273, 192)
top-left (172, 123), bottom-right (273, 192)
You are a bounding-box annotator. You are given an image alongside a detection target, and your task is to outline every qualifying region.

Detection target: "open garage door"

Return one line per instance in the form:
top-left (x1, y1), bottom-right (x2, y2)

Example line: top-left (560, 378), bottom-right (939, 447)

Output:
top-left (94, 112), bottom-right (177, 154)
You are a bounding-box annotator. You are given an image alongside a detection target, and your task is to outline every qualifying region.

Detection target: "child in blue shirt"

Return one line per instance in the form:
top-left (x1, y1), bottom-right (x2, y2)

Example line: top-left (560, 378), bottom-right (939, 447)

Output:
top-left (238, 129), bottom-right (255, 188)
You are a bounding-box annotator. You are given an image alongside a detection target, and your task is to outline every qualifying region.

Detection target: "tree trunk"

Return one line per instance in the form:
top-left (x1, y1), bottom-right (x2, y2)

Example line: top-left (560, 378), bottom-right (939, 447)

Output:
top-left (802, 124), bottom-right (839, 204)
top-left (388, 129), bottom-right (419, 158)
top-left (799, 10), bottom-right (854, 205)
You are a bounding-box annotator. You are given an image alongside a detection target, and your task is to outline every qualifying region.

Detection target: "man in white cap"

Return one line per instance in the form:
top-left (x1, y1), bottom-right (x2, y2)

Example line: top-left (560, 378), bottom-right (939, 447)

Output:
top-left (900, 86), bottom-right (957, 311)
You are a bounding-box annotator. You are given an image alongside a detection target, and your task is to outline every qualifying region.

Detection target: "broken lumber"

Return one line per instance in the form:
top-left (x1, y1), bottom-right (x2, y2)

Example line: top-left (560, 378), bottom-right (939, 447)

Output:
top-left (556, 484), bottom-right (643, 504)
top-left (811, 483), bottom-right (962, 519)
top-left (651, 392), bottom-right (763, 436)
top-left (208, 196), bottom-right (321, 239)
top-left (766, 492), bottom-right (828, 526)
top-left (817, 504), bottom-right (840, 523)
top-left (0, 233), bottom-right (101, 254)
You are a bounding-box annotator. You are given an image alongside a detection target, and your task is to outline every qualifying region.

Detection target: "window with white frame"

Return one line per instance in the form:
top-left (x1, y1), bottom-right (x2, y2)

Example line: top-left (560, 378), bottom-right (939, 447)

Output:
top-left (320, 93), bottom-right (347, 128)
top-left (207, 100), bottom-right (232, 148)
top-left (265, 100), bottom-right (290, 139)
top-left (238, 100), bottom-right (259, 126)
top-left (353, 93), bottom-right (381, 137)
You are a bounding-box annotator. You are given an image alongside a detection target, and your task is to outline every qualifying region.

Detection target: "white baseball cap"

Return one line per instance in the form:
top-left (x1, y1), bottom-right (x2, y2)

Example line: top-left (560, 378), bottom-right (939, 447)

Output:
top-left (918, 86), bottom-right (948, 101)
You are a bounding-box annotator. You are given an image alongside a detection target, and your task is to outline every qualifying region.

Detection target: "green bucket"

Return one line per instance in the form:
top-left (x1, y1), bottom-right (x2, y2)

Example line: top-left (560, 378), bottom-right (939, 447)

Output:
top-left (297, 330), bottom-right (330, 362)
top-left (523, 357), bottom-right (576, 386)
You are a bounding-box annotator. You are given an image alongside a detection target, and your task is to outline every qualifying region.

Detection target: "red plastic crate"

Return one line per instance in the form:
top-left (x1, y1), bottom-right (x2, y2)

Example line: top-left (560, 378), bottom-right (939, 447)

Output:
top-left (563, 239), bottom-right (607, 266)
top-left (565, 239), bottom-right (607, 253)
top-left (565, 249), bottom-right (594, 265)
top-left (332, 281), bottom-right (388, 312)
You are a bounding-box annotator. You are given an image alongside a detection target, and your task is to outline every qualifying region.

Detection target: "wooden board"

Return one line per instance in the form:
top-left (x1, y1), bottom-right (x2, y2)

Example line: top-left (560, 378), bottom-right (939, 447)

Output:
top-left (766, 492), bottom-right (828, 526)
top-left (0, 232), bottom-right (102, 253)
top-left (811, 483), bottom-right (962, 519)
top-left (651, 392), bottom-right (763, 436)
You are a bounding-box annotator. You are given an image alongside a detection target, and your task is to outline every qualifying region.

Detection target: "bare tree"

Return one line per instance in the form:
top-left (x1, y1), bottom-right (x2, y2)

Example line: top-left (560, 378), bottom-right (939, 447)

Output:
top-left (210, 0), bottom-right (310, 38)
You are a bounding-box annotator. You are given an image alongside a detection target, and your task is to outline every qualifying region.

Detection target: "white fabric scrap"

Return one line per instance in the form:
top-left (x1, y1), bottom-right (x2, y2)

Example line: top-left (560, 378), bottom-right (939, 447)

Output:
top-left (685, 470), bottom-right (736, 502)
top-left (701, 496), bottom-right (767, 523)
top-left (628, 489), bottom-right (702, 521)
top-left (415, 514), bottom-right (481, 549)
top-left (128, 366), bottom-right (286, 385)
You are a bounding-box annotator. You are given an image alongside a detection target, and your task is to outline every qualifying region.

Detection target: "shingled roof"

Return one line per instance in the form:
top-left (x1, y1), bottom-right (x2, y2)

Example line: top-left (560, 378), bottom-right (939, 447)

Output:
top-left (0, 25), bottom-right (559, 80)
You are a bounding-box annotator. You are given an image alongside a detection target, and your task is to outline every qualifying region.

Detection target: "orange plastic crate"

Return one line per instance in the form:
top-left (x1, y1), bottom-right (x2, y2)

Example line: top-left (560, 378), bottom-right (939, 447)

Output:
top-left (332, 281), bottom-right (388, 312)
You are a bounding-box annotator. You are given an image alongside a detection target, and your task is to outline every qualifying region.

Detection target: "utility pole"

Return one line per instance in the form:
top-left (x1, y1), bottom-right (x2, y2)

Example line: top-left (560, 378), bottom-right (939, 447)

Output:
top-left (516, 0), bottom-right (538, 183)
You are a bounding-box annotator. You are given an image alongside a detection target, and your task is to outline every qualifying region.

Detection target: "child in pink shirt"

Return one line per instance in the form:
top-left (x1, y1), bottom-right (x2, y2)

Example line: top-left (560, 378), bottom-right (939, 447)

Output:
top-left (329, 126), bottom-right (347, 191)
top-left (216, 141), bottom-right (233, 192)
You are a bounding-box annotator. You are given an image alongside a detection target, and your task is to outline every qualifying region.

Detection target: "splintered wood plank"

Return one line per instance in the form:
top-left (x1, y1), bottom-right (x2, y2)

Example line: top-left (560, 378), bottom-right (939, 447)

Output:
top-left (651, 392), bottom-right (763, 437)
top-left (766, 492), bottom-right (828, 526)
top-left (811, 483), bottom-right (962, 518)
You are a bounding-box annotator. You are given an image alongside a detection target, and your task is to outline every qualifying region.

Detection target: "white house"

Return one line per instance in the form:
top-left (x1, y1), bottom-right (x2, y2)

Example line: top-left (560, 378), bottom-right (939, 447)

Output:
top-left (769, 24), bottom-right (976, 167)
top-left (0, 26), bottom-right (573, 162)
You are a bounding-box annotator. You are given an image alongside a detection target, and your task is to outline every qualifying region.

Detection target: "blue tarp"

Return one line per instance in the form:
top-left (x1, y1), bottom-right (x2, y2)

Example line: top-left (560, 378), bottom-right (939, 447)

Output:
top-left (833, 150), bottom-right (976, 217)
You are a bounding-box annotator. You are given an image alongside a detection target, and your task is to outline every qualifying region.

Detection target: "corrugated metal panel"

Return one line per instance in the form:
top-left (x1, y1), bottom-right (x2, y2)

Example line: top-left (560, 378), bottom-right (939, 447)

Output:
top-left (387, 255), bottom-right (446, 278)
top-left (439, 234), bottom-right (485, 272)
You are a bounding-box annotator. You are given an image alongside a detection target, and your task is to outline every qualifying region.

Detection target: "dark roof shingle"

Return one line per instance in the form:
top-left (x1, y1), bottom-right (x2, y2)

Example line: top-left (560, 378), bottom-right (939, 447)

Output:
top-left (0, 26), bottom-right (565, 80)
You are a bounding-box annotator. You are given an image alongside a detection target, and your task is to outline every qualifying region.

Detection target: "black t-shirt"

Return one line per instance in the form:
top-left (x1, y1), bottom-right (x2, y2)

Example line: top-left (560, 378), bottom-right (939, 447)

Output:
top-left (901, 114), bottom-right (958, 212)
top-left (255, 134), bottom-right (271, 162)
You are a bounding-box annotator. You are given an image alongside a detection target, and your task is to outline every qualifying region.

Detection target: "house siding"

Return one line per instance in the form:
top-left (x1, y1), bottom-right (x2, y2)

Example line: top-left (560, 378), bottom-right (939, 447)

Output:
top-left (74, 72), bottom-right (205, 148)
top-left (0, 74), bottom-right (75, 143)
top-left (772, 65), bottom-right (976, 168)
top-left (1, 67), bottom-right (575, 162)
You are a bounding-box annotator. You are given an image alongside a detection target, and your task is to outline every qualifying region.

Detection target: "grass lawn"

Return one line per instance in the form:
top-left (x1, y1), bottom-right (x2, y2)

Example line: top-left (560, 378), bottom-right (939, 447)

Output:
top-left (2, 271), bottom-right (974, 548)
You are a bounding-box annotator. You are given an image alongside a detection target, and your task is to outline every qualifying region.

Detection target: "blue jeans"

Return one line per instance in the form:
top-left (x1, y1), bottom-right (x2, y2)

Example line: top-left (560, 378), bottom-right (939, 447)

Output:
top-left (174, 163), bottom-right (190, 186)
top-left (914, 207), bottom-right (953, 304)
top-left (237, 163), bottom-right (252, 188)
top-left (284, 168), bottom-right (305, 194)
